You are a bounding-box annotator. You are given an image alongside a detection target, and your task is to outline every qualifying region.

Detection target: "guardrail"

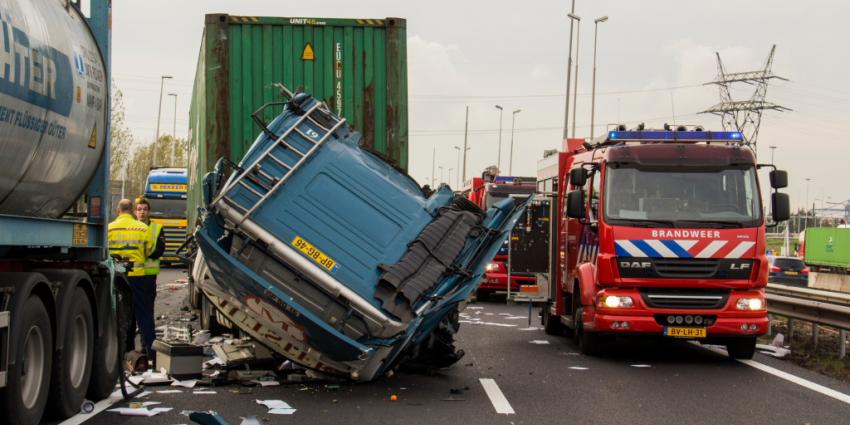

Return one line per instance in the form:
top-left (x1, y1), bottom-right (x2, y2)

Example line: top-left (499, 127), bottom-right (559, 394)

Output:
top-left (765, 283), bottom-right (850, 358)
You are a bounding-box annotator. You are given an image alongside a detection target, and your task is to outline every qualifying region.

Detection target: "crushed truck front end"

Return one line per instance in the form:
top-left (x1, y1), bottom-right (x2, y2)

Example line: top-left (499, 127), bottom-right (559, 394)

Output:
top-left (193, 92), bottom-right (528, 380)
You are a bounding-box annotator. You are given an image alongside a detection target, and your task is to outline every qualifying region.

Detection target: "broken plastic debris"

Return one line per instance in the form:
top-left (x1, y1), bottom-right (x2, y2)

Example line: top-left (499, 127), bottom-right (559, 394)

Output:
top-left (256, 399), bottom-right (296, 415)
top-left (203, 357), bottom-right (226, 369)
top-left (171, 378), bottom-right (199, 388)
top-left (771, 333), bottom-right (785, 348)
top-left (107, 406), bottom-right (173, 417)
top-left (756, 343), bottom-right (791, 358)
top-left (251, 379), bottom-right (281, 387)
top-left (239, 416), bottom-right (263, 425)
top-left (193, 390), bottom-right (217, 395)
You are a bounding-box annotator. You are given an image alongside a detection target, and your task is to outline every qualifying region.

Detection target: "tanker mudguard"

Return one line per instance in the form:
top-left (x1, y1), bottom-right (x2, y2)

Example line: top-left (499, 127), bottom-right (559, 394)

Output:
top-left (193, 89), bottom-right (530, 380)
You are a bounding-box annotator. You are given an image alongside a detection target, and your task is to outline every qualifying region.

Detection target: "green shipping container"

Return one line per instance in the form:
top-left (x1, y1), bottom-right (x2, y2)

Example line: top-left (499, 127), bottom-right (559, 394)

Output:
top-left (804, 227), bottom-right (850, 268)
top-left (188, 14), bottom-right (408, 228)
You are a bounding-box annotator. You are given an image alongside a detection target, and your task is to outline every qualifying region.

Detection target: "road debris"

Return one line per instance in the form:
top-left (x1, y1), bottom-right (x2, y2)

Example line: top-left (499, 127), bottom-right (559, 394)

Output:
top-left (630, 364), bottom-right (652, 368)
top-left (107, 405), bottom-right (173, 417)
top-left (256, 399), bottom-right (296, 415)
top-left (529, 340), bottom-right (550, 345)
top-left (568, 366), bottom-right (588, 370)
top-left (757, 344), bottom-right (791, 358)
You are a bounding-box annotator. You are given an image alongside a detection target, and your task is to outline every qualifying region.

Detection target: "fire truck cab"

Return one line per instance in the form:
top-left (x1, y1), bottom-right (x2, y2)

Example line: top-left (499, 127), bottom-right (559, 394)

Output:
top-left (538, 129), bottom-right (790, 358)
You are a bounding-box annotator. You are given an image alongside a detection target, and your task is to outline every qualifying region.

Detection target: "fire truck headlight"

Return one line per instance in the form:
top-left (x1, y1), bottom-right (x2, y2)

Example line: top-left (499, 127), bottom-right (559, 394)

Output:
top-left (736, 297), bottom-right (764, 311)
top-left (600, 295), bottom-right (634, 308)
top-left (485, 263), bottom-right (500, 272)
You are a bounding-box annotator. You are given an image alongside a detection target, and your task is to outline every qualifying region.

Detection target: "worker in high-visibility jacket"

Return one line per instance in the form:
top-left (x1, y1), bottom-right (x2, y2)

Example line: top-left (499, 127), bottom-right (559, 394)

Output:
top-left (131, 197), bottom-right (165, 357)
top-left (107, 199), bottom-right (160, 358)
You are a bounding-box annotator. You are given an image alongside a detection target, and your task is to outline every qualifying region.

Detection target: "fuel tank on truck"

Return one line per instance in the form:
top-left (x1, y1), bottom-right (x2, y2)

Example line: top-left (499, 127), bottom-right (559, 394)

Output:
top-left (193, 89), bottom-right (530, 381)
top-left (0, 0), bottom-right (107, 218)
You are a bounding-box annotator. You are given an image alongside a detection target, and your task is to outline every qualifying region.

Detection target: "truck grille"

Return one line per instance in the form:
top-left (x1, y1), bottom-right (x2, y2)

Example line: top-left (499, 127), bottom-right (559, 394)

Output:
top-left (652, 258), bottom-right (719, 278)
top-left (640, 288), bottom-right (729, 310)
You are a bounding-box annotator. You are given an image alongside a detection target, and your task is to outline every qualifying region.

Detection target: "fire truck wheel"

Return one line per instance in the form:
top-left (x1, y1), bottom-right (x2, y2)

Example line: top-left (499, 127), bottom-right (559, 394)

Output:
top-left (725, 337), bottom-right (756, 359)
top-left (575, 307), bottom-right (604, 356)
top-left (542, 307), bottom-right (564, 336)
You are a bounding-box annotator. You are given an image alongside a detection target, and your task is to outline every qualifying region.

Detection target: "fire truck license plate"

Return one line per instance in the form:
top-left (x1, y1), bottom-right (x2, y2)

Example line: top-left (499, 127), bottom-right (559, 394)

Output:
top-left (664, 327), bottom-right (706, 338)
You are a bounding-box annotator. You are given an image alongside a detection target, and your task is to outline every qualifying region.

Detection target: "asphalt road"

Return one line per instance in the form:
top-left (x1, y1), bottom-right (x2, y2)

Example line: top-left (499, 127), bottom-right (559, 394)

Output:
top-left (64, 271), bottom-right (850, 425)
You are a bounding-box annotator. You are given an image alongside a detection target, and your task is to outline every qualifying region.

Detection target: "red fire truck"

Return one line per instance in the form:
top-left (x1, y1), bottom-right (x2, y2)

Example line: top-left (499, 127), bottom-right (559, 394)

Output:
top-left (537, 129), bottom-right (790, 358)
top-left (463, 167), bottom-right (537, 299)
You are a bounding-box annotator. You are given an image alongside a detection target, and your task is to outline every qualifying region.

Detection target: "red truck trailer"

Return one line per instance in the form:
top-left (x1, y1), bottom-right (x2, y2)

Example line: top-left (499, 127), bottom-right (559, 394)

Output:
top-left (462, 168), bottom-right (537, 298)
top-left (537, 129), bottom-right (790, 358)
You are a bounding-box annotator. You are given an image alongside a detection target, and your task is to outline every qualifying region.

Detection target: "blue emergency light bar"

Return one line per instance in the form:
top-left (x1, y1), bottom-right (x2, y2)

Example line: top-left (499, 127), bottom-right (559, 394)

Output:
top-left (607, 130), bottom-right (744, 142)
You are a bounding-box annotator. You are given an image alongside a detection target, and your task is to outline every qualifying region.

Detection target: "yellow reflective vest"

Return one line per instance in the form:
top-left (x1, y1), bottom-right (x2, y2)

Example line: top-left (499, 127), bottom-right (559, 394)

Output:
top-left (143, 221), bottom-right (162, 276)
top-left (108, 213), bottom-right (153, 277)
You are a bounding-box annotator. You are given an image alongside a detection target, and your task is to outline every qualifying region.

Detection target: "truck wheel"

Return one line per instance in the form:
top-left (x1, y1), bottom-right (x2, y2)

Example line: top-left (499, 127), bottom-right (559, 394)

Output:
top-left (1, 295), bottom-right (53, 425)
top-left (187, 277), bottom-right (201, 310)
top-left (726, 338), bottom-right (757, 359)
top-left (200, 295), bottom-right (228, 336)
top-left (47, 287), bottom-right (94, 419)
top-left (575, 307), bottom-right (603, 356)
top-left (87, 276), bottom-right (123, 400)
top-left (542, 306), bottom-right (564, 336)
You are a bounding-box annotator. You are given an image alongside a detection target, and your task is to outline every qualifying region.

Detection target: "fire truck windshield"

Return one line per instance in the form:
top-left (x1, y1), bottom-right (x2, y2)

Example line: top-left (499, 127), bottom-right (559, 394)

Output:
top-left (603, 166), bottom-right (761, 227)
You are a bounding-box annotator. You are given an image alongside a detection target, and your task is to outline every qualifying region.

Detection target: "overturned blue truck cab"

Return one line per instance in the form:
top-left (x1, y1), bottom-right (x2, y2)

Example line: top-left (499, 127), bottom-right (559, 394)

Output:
top-left (193, 91), bottom-right (529, 381)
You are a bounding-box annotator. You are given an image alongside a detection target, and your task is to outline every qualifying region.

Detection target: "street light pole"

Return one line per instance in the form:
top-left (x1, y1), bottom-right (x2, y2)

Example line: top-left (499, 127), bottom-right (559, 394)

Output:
top-left (431, 146), bottom-right (436, 187)
top-left (509, 109), bottom-right (521, 175)
top-left (462, 106), bottom-right (469, 183)
top-left (769, 145), bottom-right (777, 165)
top-left (453, 146), bottom-right (468, 188)
top-left (570, 17), bottom-right (581, 138)
top-left (563, 1), bottom-right (578, 140)
top-left (168, 92), bottom-right (178, 165)
top-left (154, 74), bottom-right (173, 166)
top-left (805, 178), bottom-right (812, 229)
top-left (590, 16), bottom-right (608, 140)
top-left (448, 168), bottom-right (454, 188)
top-left (438, 166), bottom-right (444, 185)
top-left (495, 105), bottom-right (504, 171)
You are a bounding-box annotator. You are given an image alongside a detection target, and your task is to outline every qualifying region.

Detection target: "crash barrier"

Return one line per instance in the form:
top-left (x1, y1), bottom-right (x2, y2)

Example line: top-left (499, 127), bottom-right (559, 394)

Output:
top-left (765, 283), bottom-right (850, 358)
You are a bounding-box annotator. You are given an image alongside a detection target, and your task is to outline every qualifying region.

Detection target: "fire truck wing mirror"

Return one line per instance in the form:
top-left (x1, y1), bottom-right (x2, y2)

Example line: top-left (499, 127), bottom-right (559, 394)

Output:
top-left (771, 192), bottom-right (790, 222)
top-left (769, 170), bottom-right (788, 189)
top-left (566, 190), bottom-right (585, 219)
top-left (569, 168), bottom-right (588, 187)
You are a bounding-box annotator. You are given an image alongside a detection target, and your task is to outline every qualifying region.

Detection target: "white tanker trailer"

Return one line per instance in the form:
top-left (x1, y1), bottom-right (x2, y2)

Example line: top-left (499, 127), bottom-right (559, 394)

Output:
top-left (0, 1), bottom-right (123, 424)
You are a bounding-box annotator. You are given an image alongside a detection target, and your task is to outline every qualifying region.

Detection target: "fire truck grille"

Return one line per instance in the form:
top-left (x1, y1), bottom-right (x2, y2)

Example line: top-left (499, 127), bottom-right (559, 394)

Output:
top-left (640, 289), bottom-right (730, 310)
top-left (652, 258), bottom-right (719, 278)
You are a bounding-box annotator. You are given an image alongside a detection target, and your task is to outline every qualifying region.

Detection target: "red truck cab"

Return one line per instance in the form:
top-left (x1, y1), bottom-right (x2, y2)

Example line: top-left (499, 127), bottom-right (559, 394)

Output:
top-left (538, 130), bottom-right (790, 358)
top-left (462, 169), bottom-right (536, 298)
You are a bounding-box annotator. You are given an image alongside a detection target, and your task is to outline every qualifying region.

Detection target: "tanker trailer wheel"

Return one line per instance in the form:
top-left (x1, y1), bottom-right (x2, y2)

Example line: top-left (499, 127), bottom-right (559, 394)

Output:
top-left (0, 294), bottom-right (53, 425)
top-left (725, 337), bottom-right (756, 359)
top-left (87, 275), bottom-right (124, 400)
top-left (47, 286), bottom-right (94, 419)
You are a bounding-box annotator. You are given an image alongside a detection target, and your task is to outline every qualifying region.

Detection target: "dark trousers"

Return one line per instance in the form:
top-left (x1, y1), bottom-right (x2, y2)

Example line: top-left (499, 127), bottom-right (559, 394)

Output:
top-left (126, 275), bottom-right (157, 355)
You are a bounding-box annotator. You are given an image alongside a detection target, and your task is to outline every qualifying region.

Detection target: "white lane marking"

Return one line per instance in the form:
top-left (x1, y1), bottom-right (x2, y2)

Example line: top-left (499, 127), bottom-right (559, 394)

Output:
top-left (459, 320), bottom-right (516, 328)
top-left (740, 359), bottom-right (850, 405)
top-left (518, 327), bottom-right (541, 331)
top-left (630, 364), bottom-right (652, 368)
top-left (58, 389), bottom-right (123, 425)
top-left (702, 345), bottom-right (850, 405)
top-left (479, 378), bottom-right (515, 414)
top-left (529, 340), bottom-right (550, 345)
top-left (725, 241), bottom-right (755, 259)
top-left (569, 366), bottom-right (589, 370)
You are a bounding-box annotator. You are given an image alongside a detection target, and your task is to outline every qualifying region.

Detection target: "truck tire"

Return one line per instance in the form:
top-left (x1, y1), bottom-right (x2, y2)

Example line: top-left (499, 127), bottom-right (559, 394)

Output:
top-left (0, 295), bottom-right (53, 425)
top-left (87, 275), bottom-right (123, 400)
top-left (200, 295), bottom-right (229, 336)
top-left (726, 337), bottom-right (757, 359)
top-left (542, 306), bottom-right (564, 336)
top-left (47, 286), bottom-right (94, 419)
top-left (575, 307), bottom-right (604, 356)
top-left (187, 276), bottom-right (202, 310)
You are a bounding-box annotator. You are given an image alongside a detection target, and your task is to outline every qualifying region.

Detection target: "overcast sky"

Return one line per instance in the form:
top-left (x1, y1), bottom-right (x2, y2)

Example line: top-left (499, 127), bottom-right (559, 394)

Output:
top-left (113, 0), bottom-right (850, 215)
